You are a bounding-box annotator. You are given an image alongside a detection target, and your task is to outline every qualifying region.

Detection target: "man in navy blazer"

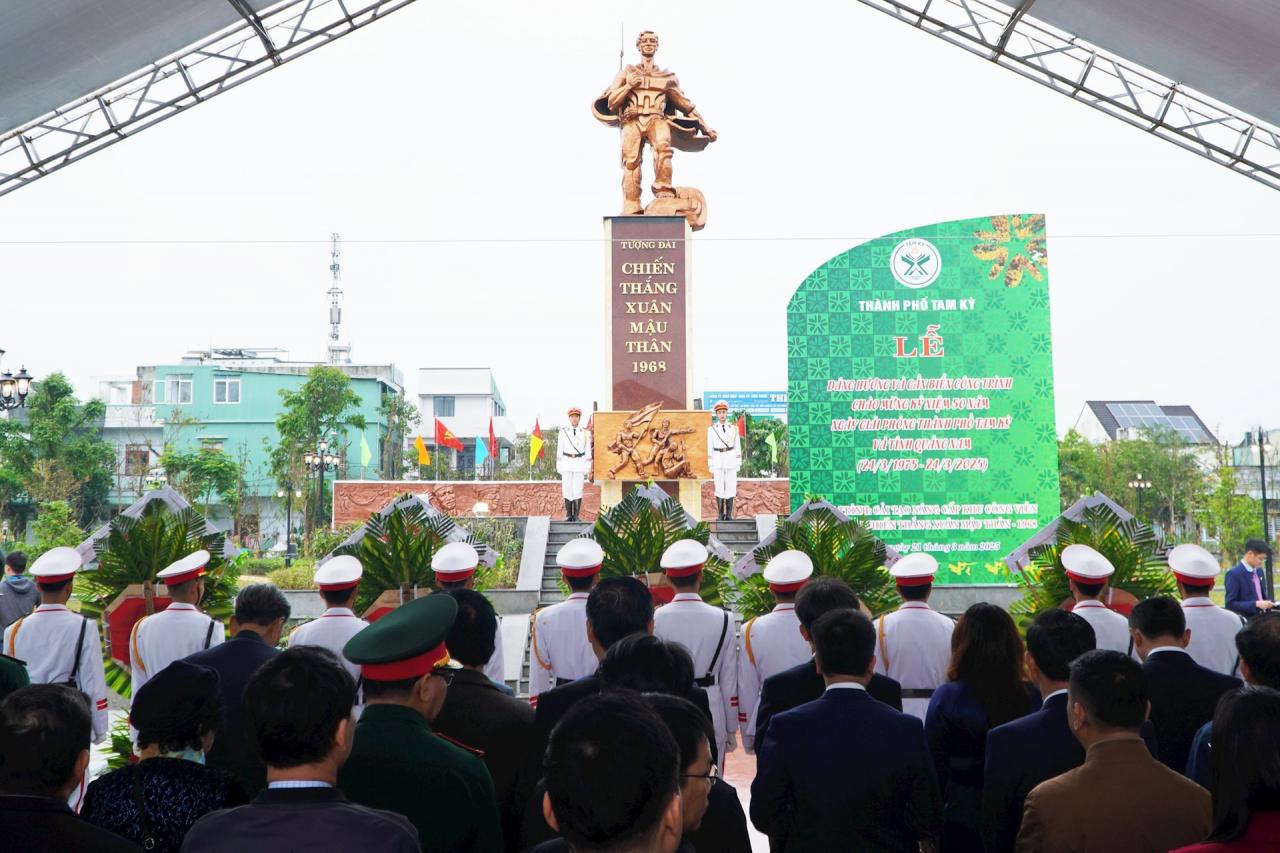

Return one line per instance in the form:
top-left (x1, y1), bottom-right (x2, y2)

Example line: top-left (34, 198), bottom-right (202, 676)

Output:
top-left (751, 607), bottom-right (940, 852)
top-left (1131, 596), bottom-right (1240, 774)
top-left (1224, 538), bottom-right (1274, 618)
top-left (184, 583), bottom-right (291, 798)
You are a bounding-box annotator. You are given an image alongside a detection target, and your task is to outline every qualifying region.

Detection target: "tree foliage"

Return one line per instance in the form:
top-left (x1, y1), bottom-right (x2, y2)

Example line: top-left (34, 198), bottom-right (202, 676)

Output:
top-left (0, 373), bottom-right (115, 526)
top-left (28, 500), bottom-right (87, 559)
top-left (159, 445), bottom-right (241, 514)
top-left (738, 415), bottom-right (789, 478)
top-left (378, 392), bottom-right (421, 481)
top-left (1010, 505), bottom-right (1174, 625)
top-left (1194, 446), bottom-right (1262, 562)
top-left (589, 488), bottom-right (726, 604)
top-left (493, 428), bottom-right (561, 481)
top-left (725, 504), bottom-right (895, 620)
top-left (333, 500), bottom-right (494, 613)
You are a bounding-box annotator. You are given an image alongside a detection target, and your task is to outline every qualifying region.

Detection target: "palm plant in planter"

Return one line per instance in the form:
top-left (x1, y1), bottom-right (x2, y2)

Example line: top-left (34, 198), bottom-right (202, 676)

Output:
top-left (726, 504), bottom-right (897, 620)
top-left (1010, 505), bottom-right (1173, 626)
top-left (334, 501), bottom-right (494, 614)
top-left (79, 501), bottom-right (239, 697)
top-left (589, 489), bottom-right (727, 605)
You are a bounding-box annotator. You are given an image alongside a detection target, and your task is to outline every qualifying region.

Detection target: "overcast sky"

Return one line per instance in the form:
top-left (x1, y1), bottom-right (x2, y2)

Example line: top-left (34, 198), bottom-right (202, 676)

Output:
top-left (0, 0), bottom-right (1276, 445)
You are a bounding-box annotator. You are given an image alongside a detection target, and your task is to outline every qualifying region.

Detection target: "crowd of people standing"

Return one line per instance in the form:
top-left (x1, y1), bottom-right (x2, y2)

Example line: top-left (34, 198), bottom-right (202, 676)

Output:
top-left (0, 534), bottom-right (1277, 852)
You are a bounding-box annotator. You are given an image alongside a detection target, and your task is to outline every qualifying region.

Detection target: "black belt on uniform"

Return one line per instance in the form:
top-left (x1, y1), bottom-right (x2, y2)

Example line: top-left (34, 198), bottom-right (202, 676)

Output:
top-left (693, 674), bottom-right (717, 688)
top-left (714, 447), bottom-right (731, 452)
top-left (901, 688), bottom-right (936, 699)
top-left (566, 452), bottom-right (585, 458)
top-left (554, 677), bottom-right (576, 687)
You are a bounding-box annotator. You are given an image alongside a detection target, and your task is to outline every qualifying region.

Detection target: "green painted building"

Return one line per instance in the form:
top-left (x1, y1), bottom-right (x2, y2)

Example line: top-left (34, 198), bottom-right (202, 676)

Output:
top-left (97, 348), bottom-right (402, 546)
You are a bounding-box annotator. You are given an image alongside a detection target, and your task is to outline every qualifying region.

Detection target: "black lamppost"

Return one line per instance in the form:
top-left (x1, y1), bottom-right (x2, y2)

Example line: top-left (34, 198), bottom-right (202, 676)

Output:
top-left (1128, 472), bottom-right (1152, 522)
top-left (276, 487), bottom-right (302, 567)
top-left (0, 349), bottom-right (33, 410)
top-left (1255, 427), bottom-right (1274, 598)
top-left (304, 438), bottom-right (341, 532)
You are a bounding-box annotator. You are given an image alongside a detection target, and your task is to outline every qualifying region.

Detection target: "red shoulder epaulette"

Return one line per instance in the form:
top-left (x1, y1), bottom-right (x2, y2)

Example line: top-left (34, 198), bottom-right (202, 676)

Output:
top-left (435, 731), bottom-right (485, 757)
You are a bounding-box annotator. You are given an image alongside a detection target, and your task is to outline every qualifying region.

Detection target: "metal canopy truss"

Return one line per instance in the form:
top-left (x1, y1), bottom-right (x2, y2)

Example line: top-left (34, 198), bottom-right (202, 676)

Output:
top-left (0, 0), bottom-right (418, 199)
top-left (852, 0), bottom-right (1280, 193)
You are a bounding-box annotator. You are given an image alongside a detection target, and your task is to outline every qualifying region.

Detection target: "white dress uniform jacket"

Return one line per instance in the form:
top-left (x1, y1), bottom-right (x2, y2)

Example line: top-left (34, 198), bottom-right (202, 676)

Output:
top-left (706, 422), bottom-right (742, 499)
top-left (556, 427), bottom-right (593, 500)
top-left (654, 593), bottom-right (739, 766)
top-left (737, 603), bottom-right (811, 751)
top-left (5, 604), bottom-right (110, 741)
top-left (529, 592), bottom-right (597, 699)
top-left (1071, 599), bottom-right (1133, 656)
top-left (1181, 598), bottom-right (1245, 675)
top-left (129, 603), bottom-right (225, 693)
top-left (874, 601), bottom-right (955, 720)
top-left (289, 606), bottom-right (370, 715)
top-left (483, 621), bottom-right (506, 686)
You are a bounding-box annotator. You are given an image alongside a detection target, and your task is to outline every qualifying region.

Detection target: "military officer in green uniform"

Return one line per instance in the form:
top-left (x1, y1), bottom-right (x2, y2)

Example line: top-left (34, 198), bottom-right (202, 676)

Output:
top-left (0, 651), bottom-right (28, 702)
top-left (340, 594), bottom-right (502, 852)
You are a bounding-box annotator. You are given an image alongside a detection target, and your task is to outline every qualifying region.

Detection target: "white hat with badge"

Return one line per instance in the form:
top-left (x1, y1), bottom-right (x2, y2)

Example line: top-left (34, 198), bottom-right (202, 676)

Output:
top-left (1168, 543), bottom-right (1219, 589)
top-left (763, 550), bottom-right (814, 593)
top-left (1061, 543), bottom-right (1115, 583)
top-left (889, 552), bottom-right (938, 587)
top-left (158, 549), bottom-right (210, 586)
top-left (660, 540), bottom-right (708, 577)
top-left (315, 554), bottom-right (363, 591)
top-left (30, 547), bottom-right (84, 585)
top-left (432, 541), bottom-right (480, 582)
top-left (556, 538), bottom-right (604, 578)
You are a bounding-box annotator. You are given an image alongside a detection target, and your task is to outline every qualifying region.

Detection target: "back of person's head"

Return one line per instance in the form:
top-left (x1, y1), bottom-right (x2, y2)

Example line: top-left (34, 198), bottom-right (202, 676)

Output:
top-left (1073, 579), bottom-right (1106, 598)
top-left (586, 576), bottom-right (654, 650)
top-left (795, 577), bottom-right (860, 630)
top-left (1026, 609), bottom-right (1096, 682)
top-left (948, 602), bottom-right (1030, 727)
top-left (131, 660), bottom-right (222, 754)
top-left (444, 588), bottom-right (497, 668)
top-left (1207, 686), bottom-right (1280, 843)
top-left (598, 634), bottom-right (693, 695)
top-left (1129, 596), bottom-right (1185, 640)
top-left (320, 586), bottom-right (357, 606)
top-left (811, 608), bottom-right (875, 678)
top-left (0, 684), bottom-right (90, 797)
top-left (642, 694), bottom-right (713, 774)
top-left (244, 646), bottom-right (355, 769)
top-left (544, 693), bottom-right (680, 852)
top-left (1237, 617), bottom-right (1280, 689)
top-left (566, 573), bottom-right (596, 593)
top-left (1068, 649), bottom-right (1147, 731)
top-left (234, 583), bottom-right (291, 626)
top-left (898, 582), bottom-right (932, 602)
top-left (4, 551), bottom-right (27, 573)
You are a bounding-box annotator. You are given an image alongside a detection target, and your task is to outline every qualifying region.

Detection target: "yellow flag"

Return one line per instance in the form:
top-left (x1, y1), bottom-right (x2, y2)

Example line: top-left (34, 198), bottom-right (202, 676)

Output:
top-left (529, 433), bottom-right (544, 464)
top-left (414, 435), bottom-right (431, 465)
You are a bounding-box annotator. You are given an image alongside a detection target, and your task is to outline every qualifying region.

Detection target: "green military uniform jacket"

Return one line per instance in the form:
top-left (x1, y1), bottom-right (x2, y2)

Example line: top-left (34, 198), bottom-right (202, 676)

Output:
top-left (339, 703), bottom-right (502, 852)
top-left (0, 653), bottom-right (29, 703)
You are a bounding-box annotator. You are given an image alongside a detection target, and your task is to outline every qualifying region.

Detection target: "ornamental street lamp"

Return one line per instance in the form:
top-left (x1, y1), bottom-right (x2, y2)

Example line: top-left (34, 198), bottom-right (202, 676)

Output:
top-left (1128, 472), bottom-right (1152, 521)
top-left (276, 487), bottom-right (303, 567)
top-left (304, 438), bottom-right (341, 532)
top-left (1255, 427), bottom-right (1274, 598)
top-left (0, 349), bottom-right (33, 410)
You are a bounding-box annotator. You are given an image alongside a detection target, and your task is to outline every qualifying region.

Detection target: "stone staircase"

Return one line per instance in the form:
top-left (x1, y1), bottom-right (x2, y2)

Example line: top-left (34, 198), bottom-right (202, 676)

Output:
top-left (709, 518), bottom-right (761, 561)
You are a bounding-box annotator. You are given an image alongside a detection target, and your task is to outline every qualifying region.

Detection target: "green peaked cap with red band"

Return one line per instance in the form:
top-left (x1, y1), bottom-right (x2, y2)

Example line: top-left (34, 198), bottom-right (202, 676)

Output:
top-left (343, 593), bottom-right (458, 681)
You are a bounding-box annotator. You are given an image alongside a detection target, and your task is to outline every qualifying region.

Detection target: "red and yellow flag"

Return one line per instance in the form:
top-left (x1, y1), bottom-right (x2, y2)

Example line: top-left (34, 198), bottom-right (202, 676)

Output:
top-left (435, 418), bottom-right (464, 452)
top-left (529, 418), bottom-right (545, 464)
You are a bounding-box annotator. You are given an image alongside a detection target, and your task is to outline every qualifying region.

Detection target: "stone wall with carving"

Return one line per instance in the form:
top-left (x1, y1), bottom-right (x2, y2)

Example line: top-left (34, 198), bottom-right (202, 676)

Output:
top-left (333, 478), bottom-right (790, 526)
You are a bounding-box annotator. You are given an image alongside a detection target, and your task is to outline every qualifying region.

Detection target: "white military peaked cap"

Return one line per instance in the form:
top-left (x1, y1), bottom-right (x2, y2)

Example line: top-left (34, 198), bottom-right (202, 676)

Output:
top-left (1168, 543), bottom-right (1219, 587)
top-left (660, 539), bottom-right (708, 576)
top-left (763, 550), bottom-right (814, 591)
top-left (315, 554), bottom-right (363, 590)
top-left (889, 552), bottom-right (938, 586)
top-left (1061, 543), bottom-right (1115, 582)
top-left (158, 549), bottom-right (210, 585)
top-left (432, 541), bottom-right (480, 580)
top-left (30, 546), bottom-right (84, 583)
top-left (557, 538), bottom-right (604, 578)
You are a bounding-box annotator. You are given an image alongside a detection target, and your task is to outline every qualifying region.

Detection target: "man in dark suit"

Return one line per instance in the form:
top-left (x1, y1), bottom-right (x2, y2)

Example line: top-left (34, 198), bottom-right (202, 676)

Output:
top-left (1131, 596), bottom-right (1240, 773)
top-left (0, 684), bottom-right (139, 852)
top-left (1224, 538), bottom-right (1274, 618)
top-left (182, 645), bottom-right (419, 853)
top-left (751, 608), bottom-right (941, 851)
top-left (184, 583), bottom-right (290, 797)
top-left (755, 578), bottom-right (901, 749)
top-left (431, 590), bottom-right (532, 850)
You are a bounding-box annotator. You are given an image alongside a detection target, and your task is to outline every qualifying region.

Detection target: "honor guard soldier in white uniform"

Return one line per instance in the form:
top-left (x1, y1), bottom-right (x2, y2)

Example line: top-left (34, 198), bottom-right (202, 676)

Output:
top-left (1170, 543), bottom-right (1245, 675)
top-left (654, 539), bottom-right (739, 771)
top-left (432, 541), bottom-right (505, 687)
top-left (738, 550), bottom-right (814, 752)
top-left (1062, 543), bottom-right (1133, 656)
top-left (287, 555), bottom-right (369, 687)
top-left (556, 407), bottom-right (592, 522)
top-left (3, 547), bottom-right (110, 743)
top-left (707, 400), bottom-right (742, 521)
top-left (130, 549), bottom-right (225, 694)
top-left (528, 538), bottom-right (603, 704)
top-left (874, 553), bottom-right (955, 720)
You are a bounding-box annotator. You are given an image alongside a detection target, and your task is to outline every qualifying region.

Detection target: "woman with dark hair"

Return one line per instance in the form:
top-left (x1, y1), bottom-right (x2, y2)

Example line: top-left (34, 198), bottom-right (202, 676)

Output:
top-left (925, 602), bottom-right (1039, 850)
top-left (1173, 687), bottom-right (1280, 852)
top-left (82, 660), bottom-right (247, 852)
